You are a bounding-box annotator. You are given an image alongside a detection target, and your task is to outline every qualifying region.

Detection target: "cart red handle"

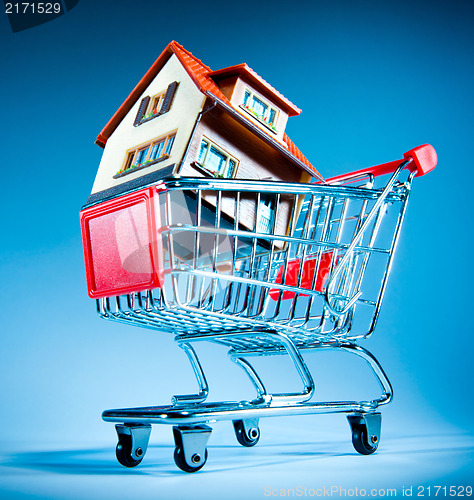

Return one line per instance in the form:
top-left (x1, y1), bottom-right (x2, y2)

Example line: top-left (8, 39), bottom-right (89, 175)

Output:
top-left (325, 144), bottom-right (437, 184)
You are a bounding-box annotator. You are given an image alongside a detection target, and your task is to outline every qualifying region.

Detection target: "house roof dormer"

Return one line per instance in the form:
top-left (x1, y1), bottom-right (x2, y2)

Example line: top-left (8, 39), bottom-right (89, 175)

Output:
top-left (209, 63), bottom-right (301, 117)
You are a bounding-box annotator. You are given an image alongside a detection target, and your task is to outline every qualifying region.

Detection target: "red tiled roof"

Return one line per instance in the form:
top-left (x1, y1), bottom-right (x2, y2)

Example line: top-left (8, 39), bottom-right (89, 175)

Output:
top-left (96, 41), bottom-right (320, 178)
top-left (171, 43), bottom-right (230, 105)
top-left (283, 133), bottom-right (314, 171)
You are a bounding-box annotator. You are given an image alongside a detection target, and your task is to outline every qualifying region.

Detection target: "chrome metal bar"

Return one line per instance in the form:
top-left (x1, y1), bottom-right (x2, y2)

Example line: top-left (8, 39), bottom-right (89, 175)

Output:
top-left (102, 400), bottom-right (383, 425)
top-left (228, 353), bottom-right (268, 401)
top-left (177, 329), bottom-right (315, 404)
top-left (163, 224), bottom-right (391, 253)
top-left (338, 342), bottom-right (393, 406)
top-left (157, 176), bottom-right (403, 200)
top-left (171, 343), bottom-right (209, 405)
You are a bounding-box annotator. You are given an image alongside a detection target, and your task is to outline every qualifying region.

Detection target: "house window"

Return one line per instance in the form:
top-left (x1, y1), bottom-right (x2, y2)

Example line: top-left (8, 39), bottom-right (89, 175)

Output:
top-left (133, 81), bottom-right (179, 126)
top-left (123, 151), bottom-right (135, 171)
top-left (196, 139), bottom-right (237, 178)
top-left (114, 132), bottom-right (176, 178)
top-left (256, 194), bottom-right (275, 234)
top-left (143, 91), bottom-right (166, 120)
top-left (134, 146), bottom-right (150, 166)
top-left (242, 89), bottom-right (278, 132)
top-left (152, 92), bottom-right (165, 112)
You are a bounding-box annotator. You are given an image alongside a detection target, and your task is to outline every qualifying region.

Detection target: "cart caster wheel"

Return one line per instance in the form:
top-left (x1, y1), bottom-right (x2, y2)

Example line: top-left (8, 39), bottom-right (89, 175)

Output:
top-left (351, 424), bottom-right (379, 455)
top-left (172, 424), bottom-right (212, 473)
top-left (347, 413), bottom-right (381, 455)
top-left (174, 446), bottom-right (208, 473)
top-left (115, 424), bottom-right (151, 468)
top-left (233, 419), bottom-right (260, 447)
top-left (116, 435), bottom-right (143, 467)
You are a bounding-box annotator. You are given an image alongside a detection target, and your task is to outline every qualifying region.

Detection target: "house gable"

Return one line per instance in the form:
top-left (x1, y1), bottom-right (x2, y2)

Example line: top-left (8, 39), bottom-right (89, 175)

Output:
top-left (90, 53), bottom-right (206, 195)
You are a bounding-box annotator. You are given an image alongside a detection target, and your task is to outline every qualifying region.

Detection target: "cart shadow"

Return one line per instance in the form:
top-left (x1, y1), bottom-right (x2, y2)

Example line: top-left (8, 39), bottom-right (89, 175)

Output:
top-left (2, 437), bottom-right (473, 476)
top-left (1, 447), bottom-right (168, 476)
top-left (0, 442), bottom-right (354, 476)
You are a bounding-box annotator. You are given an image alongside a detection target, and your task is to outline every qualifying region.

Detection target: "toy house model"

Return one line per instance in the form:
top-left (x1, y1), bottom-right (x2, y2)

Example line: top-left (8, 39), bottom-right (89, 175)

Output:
top-left (89, 41), bottom-right (321, 198)
top-left (81, 41), bottom-right (322, 298)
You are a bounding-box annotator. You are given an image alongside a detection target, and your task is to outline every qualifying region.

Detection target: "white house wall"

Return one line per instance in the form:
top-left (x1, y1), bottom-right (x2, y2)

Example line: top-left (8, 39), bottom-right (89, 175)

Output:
top-left (90, 54), bottom-right (206, 195)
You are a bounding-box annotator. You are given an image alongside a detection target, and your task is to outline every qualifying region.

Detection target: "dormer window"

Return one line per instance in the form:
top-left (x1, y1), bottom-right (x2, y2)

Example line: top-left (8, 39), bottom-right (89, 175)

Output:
top-left (241, 89), bottom-right (278, 132)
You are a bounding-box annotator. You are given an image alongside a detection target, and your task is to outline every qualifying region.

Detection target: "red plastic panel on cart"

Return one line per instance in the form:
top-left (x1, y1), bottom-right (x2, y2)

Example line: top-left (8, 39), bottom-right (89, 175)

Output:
top-left (269, 251), bottom-right (335, 300)
top-left (80, 187), bottom-right (163, 299)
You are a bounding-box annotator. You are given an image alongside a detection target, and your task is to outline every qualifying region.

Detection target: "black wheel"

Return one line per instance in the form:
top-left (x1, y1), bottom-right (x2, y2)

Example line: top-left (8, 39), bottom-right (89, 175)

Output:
top-left (351, 424), bottom-right (379, 455)
top-left (174, 446), bottom-right (208, 473)
top-left (116, 434), bottom-right (144, 468)
top-left (233, 420), bottom-right (260, 447)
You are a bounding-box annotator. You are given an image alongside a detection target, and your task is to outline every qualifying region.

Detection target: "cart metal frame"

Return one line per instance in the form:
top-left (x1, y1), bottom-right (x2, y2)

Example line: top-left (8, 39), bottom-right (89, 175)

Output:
top-left (90, 148), bottom-right (435, 472)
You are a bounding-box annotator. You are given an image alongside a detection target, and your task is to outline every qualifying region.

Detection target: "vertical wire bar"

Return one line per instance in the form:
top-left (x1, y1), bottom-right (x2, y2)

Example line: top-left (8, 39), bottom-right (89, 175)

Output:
top-left (336, 197), bottom-right (371, 316)
top-left (310, 196), bottom-right (335, 331)
top-left (209, 190), bottom-right (223, 310)
top-left (331, 198), bottom-right (352, 315)
top-left (250, 192), bottom-right (260, 278)
top-left (185, 190), bottom-right (199, 305)
top-left (196, 190), bottom-right (208, 307)
top-left (229, 191), bottom-right (241, 314)
top-left (271, 199), bottom-right (292, 321)
top-left (301, 194), bottom-right (329, 328)
top-left (265, 192), bottom-right (283, 320)
top-left (318, 197), bottom-right (348, 330)
top-left (298, 194), bottom-right (322, 328)
top-left (255, 191), bottom-right (281, 319)
top-left (351, 200), bottom-right (387, 301)
top-left (291, 194), bottom-right (318, 310)
top-left (245, 192), bottom-right (261, 316)
top-left (282, 190), bottom-right (302, 322)
top-left (284, 195), bottom-right (317, 326)
top-left (233, 192), bottom-right (250, 316)
top-left (217, 191), bottom-right (238, 313)
top-left (165, 190), bottom-right (181, 307)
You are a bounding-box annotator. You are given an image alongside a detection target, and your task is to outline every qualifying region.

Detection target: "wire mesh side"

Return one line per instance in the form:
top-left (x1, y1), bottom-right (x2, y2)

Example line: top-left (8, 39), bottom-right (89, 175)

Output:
top-left (97, 175), bottom-right (412, 347)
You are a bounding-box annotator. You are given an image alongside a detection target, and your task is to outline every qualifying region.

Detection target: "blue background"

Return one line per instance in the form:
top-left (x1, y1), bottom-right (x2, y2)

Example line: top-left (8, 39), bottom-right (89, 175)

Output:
top-left (0, 0), bottom-right (473, 497)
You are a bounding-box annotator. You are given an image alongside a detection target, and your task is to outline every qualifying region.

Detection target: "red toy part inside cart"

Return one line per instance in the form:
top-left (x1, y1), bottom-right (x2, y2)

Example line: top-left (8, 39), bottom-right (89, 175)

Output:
top-left (269, 251), bottom-right (336, 300)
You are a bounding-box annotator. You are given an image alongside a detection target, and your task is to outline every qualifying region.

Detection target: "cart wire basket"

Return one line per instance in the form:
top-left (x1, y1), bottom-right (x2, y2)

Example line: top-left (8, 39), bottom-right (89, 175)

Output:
top-left (80, 144), bottom-right (437, 472)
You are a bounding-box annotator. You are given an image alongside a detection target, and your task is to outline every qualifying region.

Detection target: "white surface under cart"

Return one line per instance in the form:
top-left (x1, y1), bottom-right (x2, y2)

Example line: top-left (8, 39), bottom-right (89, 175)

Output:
top-left (0, 421), bottom-right (472, 500)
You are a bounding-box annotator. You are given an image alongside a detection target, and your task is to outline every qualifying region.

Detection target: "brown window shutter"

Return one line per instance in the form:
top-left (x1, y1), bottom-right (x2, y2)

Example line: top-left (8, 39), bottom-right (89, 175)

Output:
top-left (160, 82), bottom-right (179, 114)
top-left (134, 96), bottom-right (150, 126)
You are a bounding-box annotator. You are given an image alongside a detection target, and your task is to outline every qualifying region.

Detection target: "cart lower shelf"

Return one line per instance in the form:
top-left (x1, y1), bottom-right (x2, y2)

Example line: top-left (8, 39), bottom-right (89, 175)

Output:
top-left (102, 337), bottom-right (393, 472)
top-left (103, 398), bottom-right (384, 424)
top-left (103, 400), bottom-right (383, 472)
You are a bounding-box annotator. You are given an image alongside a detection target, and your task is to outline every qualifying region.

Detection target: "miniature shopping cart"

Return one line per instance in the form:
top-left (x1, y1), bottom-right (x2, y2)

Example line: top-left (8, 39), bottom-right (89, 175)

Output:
top-left (80, 144), bottom-right (436, 472)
